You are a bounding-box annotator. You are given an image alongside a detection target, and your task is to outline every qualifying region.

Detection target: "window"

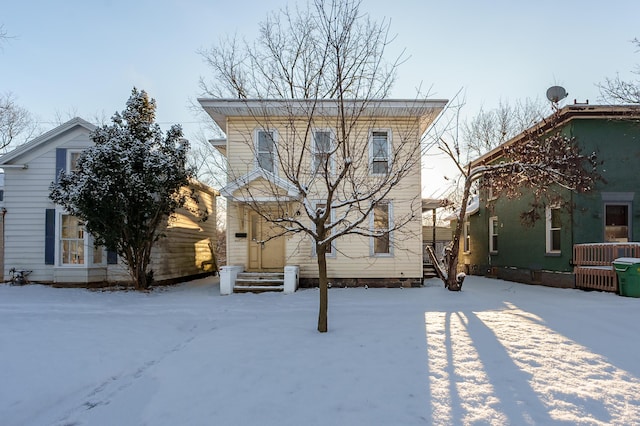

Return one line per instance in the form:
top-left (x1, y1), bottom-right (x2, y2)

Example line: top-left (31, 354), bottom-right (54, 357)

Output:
top-left (68, 150), bottom-right (82, 172)
top-left (256, 130), bottom-right (276, 173)
top-left (605, 203), bottom-right (630, 242)
top-left (463, 221), bottom-right (471, 253)
top-left (312, 129), bottom-right (334, 175)
top-left (60, 215), bottom-right (85, 265)
top-left (489, 216), bottom-right (499, 253)
top-left (546, 206), bottom-right (561, 253)
top-left (372, 201), bottom-right (392, 255)
top-left (370, 130), bottom-right (390, 174)
top-left (312, 202), bottom-right (335, 256)
top-left (58, 213), bottom-right (105, 266)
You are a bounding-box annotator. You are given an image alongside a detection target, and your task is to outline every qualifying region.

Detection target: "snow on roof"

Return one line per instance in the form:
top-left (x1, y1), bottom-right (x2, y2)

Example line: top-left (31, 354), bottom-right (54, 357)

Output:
top-left (444, 195), bottom-right (479, 221)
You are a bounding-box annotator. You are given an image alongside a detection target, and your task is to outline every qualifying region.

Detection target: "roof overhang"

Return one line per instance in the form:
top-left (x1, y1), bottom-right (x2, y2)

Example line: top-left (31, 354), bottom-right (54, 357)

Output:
top-left (198, 98), bottom-right (448, 135)
top-left (470, 104), bottom-right (640, 167)
top-left (0, 117), bottom-right (96, 166)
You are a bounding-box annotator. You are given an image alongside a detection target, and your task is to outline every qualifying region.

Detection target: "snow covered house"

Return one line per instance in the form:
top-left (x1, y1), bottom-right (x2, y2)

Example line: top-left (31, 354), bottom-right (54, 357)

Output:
top-left (456, 104), bottom-right (640, 290)
top-left (199, 98), bottom-right (447, 292)
top-left (0, 117), bottom-right (218, 286)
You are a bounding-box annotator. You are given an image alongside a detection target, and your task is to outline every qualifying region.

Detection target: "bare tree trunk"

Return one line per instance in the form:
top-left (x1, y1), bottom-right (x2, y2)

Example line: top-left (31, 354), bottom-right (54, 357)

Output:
top-left (445, 177), bottom-right (472, 291)
top-left (317, 244), bottom-right (328, 333)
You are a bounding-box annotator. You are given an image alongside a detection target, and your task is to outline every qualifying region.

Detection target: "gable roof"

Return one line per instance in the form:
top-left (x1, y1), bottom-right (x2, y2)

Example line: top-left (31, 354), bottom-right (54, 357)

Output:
top-left (0, 117), bottom-right (96, 165)
top-left (198, 98), bottom-right (448, 135)
top-left (471, 104), bottom-right (640, 167)
top-left (221, 168), bottom-right (300, 200)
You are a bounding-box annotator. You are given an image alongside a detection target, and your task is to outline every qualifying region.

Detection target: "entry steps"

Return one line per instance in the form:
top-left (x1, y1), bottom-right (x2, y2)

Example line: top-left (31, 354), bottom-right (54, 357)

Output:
top-left (234, 272), bottom-right (285, 293)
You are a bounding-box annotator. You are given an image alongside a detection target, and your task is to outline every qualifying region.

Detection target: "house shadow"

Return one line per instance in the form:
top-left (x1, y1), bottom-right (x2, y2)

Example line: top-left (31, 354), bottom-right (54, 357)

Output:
top-left (423, 299), bottom-right (636, 425)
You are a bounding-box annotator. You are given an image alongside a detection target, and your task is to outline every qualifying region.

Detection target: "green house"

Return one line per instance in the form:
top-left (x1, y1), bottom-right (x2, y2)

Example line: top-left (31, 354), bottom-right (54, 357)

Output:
top-left (457, 105), bottom-right (640, 288)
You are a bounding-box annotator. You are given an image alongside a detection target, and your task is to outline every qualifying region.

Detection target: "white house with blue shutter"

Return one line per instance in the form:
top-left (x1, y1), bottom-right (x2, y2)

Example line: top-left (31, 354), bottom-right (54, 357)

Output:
top-left (0, 117), bottom-right (218, 286)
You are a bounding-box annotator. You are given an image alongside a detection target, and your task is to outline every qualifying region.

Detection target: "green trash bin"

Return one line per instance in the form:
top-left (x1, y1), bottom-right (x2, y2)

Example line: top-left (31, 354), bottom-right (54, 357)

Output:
top-left (613, 257), bottom-right (640, 297)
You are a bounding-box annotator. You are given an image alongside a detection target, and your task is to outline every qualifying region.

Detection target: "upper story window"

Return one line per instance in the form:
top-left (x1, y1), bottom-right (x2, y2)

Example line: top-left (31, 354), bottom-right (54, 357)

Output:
top-left (546, 206), bottom-right (561, 253)
top-left (68, 150), bottom-right (83, 172)
top-left (312, 129), bottom-right (334, 175)
top-left (256, 129), bottom-right (277, 173)
top-left (370, 130), bottom-right (390, 175)
top-left (372, 201), bottom-right (392, 256)
top-left (489, 216), bottom-right (499, 254)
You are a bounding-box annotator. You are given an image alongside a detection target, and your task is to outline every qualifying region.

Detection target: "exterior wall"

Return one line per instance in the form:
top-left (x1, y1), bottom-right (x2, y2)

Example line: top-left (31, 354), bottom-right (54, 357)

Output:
top-left (149, 184), bottom-right (217, 283)
top-left (460, 116), bottom-right (640, 288)
top-left (571, 119), bottom-right (640, 243)
top-left (224, 115), bottom-right (424, 284)
top-left (2, 122), bottom-right (217, 286)
top-left (3, 127), bottom-right (91, 283)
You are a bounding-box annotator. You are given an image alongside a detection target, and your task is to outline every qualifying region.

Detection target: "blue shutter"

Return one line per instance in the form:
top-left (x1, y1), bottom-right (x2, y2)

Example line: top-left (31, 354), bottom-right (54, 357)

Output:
top-left (107, 250), bottom-right (117, 264)
top-left (45, 209), bottom-right (55, 265)
top-left (55, 148), bottom-right (66, 183)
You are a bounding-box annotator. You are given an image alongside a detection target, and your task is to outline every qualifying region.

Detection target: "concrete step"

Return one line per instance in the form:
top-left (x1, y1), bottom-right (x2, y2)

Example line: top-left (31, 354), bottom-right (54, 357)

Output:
top-left (234, 272), bottom-right (285, 293)
top-left (234, 285), bottom-right (285, 293)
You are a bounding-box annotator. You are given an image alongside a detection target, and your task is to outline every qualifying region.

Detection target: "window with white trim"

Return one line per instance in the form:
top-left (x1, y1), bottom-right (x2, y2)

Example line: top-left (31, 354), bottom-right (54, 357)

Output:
top-left (68, 150), bottom-right (83, 172)
top-left (60, 214), bottom-right (85, 265)
top-left (256, 129), bottom-right (276, 173)
top-left (489, 216), bottom-right (499, 254)
top-left (372, 201), bottom-right (392, 255)
top-left (370, 130), bottom-right (390, 174)
top-left (463, 220), bottom-right (471, 253)
top-left (604, 203), bottom-right (630, 242)
top-left (58, 213), bottom-right (105, 266)
top-left (546, 206), bottom-right (561, 253)
top-left (312, 129), bottom-right (334, 175)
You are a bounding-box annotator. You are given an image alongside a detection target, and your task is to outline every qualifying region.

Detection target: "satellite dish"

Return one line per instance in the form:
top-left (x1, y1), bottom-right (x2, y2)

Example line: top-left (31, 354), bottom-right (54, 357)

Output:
top-left (546, 86), bottom-right (568, 103)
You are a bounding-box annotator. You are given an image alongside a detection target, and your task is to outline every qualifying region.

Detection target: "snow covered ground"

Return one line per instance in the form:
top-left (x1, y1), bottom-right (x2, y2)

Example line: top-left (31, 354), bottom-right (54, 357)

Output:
top-left (2, 276), bottom-right (640, 426)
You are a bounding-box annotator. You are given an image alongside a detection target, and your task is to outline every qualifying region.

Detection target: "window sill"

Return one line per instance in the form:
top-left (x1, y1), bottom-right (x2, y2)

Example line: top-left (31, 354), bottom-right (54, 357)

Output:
top-left (545, 252), bottom-right (562, 257)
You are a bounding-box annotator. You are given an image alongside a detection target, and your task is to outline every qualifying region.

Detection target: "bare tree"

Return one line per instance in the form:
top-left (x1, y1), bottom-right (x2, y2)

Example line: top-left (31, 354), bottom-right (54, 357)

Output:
top-left (200, 0), bottom-right (440, 332)
top-left (0, 92), bottom-right (39, 153)
top-left (463, 98), bottom-right (548, 159)
top-left (426, 107), bottom-right (602, 290)
top-left (598, 38), bottom-right (640, 104)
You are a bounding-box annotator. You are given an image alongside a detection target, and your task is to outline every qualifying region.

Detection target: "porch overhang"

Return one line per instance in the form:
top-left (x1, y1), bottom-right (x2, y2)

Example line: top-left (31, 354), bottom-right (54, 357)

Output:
top-left (221, 168), bottom-right (300, 202)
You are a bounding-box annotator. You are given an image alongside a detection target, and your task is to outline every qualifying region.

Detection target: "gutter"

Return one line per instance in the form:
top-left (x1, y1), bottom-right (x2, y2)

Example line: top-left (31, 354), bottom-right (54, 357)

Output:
top-left (0, 164), bottom-right (28, 169)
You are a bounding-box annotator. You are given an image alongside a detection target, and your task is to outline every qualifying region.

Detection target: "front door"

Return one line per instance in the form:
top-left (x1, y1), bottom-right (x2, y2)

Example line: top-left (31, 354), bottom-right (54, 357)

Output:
top-left (248, 212), bottom-right (285, 271)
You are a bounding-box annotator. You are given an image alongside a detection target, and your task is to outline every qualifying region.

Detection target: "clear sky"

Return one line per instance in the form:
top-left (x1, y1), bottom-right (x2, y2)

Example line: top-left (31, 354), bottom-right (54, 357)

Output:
top-left (2, 0), bottom-right (639, 196)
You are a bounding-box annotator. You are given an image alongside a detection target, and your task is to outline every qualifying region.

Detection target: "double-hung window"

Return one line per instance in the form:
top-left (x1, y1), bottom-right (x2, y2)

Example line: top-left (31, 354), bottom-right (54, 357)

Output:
top-left (372, 201), bottom-right (392, 255)
top-left (68, 150), bottom-right (82, 172)
top-left (370, 130), bottom-right (390, 175)
top-left (489, 216), bottom-right (499, 254)
top-left (312, 129), bottom-right (334, 175)
top-left (60, 214), bottom-right (85, 265)
top-left (256, 129), bottom-right (277, 173)
top-left (58, 213), bottom-right (105, 266)
top-left (546, 206), bottom-right (561, 253)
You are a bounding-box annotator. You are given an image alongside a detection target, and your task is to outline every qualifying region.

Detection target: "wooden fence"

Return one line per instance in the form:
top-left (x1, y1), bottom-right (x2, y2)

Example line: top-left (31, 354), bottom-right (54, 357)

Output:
top-left (573, 243), bottom-right (640, 292)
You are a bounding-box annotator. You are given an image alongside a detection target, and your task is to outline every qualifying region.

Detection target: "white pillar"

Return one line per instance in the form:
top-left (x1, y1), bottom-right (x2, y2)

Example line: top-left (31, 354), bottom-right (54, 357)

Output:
top-left (219, 265), bottom-right (243, 295)
top-left (284, 265), bottom-right (299, 294)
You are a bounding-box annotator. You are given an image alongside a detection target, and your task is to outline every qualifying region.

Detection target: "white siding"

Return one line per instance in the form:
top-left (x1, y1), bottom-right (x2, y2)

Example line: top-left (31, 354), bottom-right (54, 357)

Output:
top-left (2, 123), bottom-right (218, 286)
top-left (224, 115), bottom-right (424, 280)
top-left (3, 128), bottom-right (92, 282)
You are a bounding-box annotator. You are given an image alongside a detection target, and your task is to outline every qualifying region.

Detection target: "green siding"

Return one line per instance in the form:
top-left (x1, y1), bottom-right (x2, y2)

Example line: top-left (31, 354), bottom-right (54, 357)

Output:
top-left (462, 117), bottom-right (640, 278)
